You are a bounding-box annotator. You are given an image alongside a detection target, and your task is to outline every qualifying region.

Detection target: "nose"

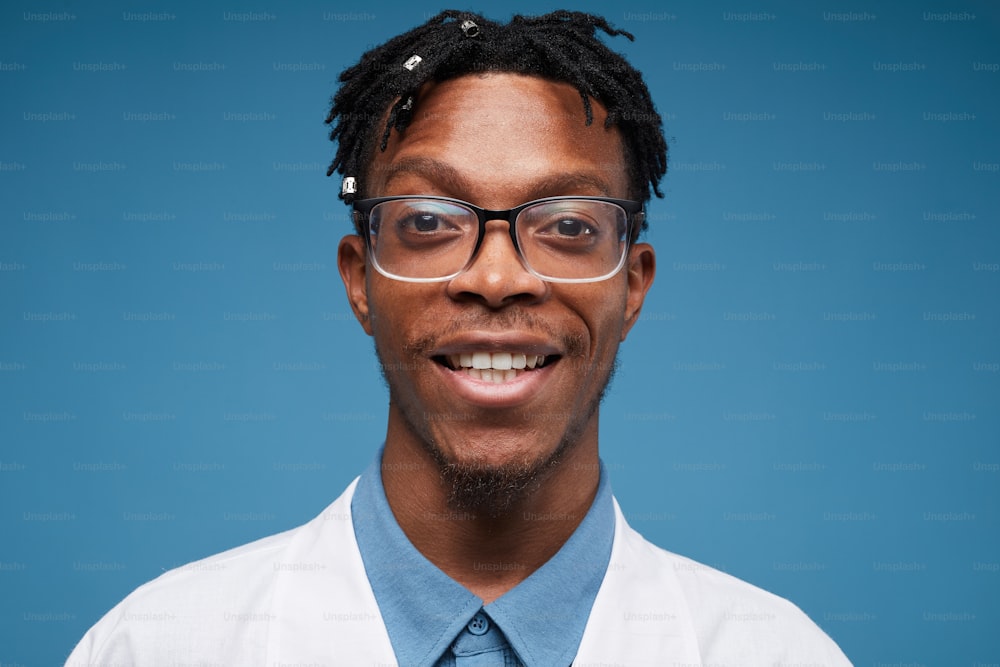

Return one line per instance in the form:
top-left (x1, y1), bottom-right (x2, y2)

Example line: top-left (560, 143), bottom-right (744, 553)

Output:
top-left (445, 219), bottom-right (548, 308)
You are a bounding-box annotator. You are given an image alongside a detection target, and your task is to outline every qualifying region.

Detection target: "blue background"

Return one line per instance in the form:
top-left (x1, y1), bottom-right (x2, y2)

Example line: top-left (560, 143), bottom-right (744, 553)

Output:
top-left (2, 1), bottom-right (998, 664)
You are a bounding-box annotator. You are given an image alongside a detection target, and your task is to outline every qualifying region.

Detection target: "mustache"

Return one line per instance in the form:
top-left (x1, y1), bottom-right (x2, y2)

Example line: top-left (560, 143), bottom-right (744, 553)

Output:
top-left (403, 309), bottom-right (585, 358)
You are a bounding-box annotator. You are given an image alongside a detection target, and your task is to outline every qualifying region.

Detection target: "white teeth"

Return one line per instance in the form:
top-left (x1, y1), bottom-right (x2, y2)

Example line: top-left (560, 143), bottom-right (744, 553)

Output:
top-left (450, 352), bottom-right (546, 370)
top-left (472, 352), bottom-right (492, 369)
top-left (492, 352), bottom-right (513, 370)
top-left (444, 351), bottom-right (550, 380)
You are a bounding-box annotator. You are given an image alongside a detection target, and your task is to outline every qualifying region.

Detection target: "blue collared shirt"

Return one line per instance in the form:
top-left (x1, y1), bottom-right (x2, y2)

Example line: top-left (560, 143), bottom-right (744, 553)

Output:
top-left (351, 449), bottom-right (615, 667)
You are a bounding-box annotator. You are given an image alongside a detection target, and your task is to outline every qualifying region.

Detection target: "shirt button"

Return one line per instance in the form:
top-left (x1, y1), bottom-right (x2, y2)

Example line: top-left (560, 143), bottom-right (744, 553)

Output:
top-left (466, 612), bottom-right (490, 636)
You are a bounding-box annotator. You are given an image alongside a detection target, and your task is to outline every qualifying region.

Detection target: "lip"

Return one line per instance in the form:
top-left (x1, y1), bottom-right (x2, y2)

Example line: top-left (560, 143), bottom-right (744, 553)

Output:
top-left (433, 358), bottom-right (558, 408)
top-left (429, 332), bottom-right (562, 408)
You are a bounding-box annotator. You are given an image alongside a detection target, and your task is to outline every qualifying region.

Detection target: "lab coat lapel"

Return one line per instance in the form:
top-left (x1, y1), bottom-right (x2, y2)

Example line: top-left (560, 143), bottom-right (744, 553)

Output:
top-left (267, 479), bottom-right (398, 665)
top-left (574, 499), bottom-right (703, 665)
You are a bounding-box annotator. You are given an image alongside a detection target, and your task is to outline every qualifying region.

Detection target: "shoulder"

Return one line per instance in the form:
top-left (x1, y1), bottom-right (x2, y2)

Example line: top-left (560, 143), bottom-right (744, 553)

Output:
top-left (66, 528), bottom-right (295, 664)
top-left (583, 501), bottom-right (852, 665)
top-left (66, 480), bottom-right (365, 666)
top-left (112, 522), bottom-right (297, 612)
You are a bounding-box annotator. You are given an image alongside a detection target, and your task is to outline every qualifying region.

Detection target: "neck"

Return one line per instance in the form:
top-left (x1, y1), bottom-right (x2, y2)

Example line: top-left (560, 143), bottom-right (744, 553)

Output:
top-left (380, 422), bottom-right (600, 604)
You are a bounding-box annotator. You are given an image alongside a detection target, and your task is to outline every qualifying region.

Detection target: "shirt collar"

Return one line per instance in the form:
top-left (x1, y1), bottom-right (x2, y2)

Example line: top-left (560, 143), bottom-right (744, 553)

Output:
top-left (351, 447), bottom-right (615, 667)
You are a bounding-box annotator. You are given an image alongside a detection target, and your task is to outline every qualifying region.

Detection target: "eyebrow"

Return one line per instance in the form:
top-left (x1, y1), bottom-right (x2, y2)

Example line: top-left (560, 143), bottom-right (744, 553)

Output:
top-left (376, 156), bottom-right (616, 199)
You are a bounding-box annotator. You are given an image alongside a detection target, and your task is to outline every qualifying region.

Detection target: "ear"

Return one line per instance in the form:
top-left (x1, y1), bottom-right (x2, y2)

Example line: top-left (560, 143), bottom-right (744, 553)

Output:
top-left (337, 234), bottom-right (373, 336)
top-left (621, 242), bottom-right (655, 341)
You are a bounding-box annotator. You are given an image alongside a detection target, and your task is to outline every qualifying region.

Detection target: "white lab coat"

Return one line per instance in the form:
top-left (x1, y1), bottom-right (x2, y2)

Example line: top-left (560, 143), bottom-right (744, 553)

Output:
top-left (66, 479), bottom-right (852, 666)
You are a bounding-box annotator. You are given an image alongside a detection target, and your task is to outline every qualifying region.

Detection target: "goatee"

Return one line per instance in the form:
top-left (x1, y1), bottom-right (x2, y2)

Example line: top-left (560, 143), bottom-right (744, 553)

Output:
top-left (430, 445), bottom-right (562, 519)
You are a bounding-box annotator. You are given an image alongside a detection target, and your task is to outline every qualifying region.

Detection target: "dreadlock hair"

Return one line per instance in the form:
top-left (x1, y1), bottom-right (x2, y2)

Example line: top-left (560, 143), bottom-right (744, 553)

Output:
top-left (325, 10), bottom-right (667, 234)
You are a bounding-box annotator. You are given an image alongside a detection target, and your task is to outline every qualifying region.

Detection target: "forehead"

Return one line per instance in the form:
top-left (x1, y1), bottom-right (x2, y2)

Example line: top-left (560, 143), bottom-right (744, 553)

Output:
top-left (367, 73), bottom-right (629, 205)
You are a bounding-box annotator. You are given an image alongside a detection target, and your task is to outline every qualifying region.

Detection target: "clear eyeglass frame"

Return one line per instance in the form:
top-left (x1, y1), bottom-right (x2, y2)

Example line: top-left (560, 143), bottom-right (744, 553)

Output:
top-left (351, 195), bottom-right (645, 284)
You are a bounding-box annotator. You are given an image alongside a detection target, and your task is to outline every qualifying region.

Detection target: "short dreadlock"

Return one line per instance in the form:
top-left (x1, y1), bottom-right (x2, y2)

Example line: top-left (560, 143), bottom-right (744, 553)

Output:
top-left (325, 10), bottom-right (667, 233)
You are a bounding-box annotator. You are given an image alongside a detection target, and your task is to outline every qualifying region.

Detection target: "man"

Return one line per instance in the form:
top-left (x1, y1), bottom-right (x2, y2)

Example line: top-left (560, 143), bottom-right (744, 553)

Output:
top-left (67, 11), bottom-right (850, 666)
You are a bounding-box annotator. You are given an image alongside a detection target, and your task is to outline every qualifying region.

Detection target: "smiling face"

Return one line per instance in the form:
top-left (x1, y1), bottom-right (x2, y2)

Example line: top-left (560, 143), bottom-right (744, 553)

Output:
top-left (338, 73), bottom-right (655, 514)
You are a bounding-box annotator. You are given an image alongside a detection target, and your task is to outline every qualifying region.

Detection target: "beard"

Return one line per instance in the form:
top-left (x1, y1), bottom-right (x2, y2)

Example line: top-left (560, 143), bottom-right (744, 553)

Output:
top-left (373, 312), bottom-right (620, 518)
top-left (433, 446), bottom-right (557, 518)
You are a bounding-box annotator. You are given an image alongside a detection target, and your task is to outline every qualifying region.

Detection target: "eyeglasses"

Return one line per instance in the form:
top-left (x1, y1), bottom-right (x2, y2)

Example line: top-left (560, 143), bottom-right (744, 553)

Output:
top-left (352, 195), bottom-right (643, 283)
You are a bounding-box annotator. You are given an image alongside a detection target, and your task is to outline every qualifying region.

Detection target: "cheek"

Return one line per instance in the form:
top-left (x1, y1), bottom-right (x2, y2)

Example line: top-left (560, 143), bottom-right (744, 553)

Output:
top-left (367, 281), bottom-right (438, 357)
top-left (557, 285), bottom-right (629, 371)
top-left (366, 282), bottom-right (408, 354)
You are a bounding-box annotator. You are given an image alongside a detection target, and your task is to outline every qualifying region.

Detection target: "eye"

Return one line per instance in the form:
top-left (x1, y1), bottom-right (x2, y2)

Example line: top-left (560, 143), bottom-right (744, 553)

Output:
top-left (394, 203), bottom-right (468, 234)
top-left (409, 213), bottom-right (441, 232)
top-left (555, 218), bottom-right (595, 237)
top-left (537, 214), bottom-right (599, 240)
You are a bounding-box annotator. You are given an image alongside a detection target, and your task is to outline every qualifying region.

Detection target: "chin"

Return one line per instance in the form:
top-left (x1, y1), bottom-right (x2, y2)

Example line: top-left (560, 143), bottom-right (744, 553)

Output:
top-left (420, 428), bottom-right (574, 518)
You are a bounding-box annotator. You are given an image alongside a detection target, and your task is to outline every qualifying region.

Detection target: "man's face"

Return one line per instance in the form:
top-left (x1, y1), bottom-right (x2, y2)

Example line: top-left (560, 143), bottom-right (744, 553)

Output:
top-left (339, 74), bottom-right (654, 509)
